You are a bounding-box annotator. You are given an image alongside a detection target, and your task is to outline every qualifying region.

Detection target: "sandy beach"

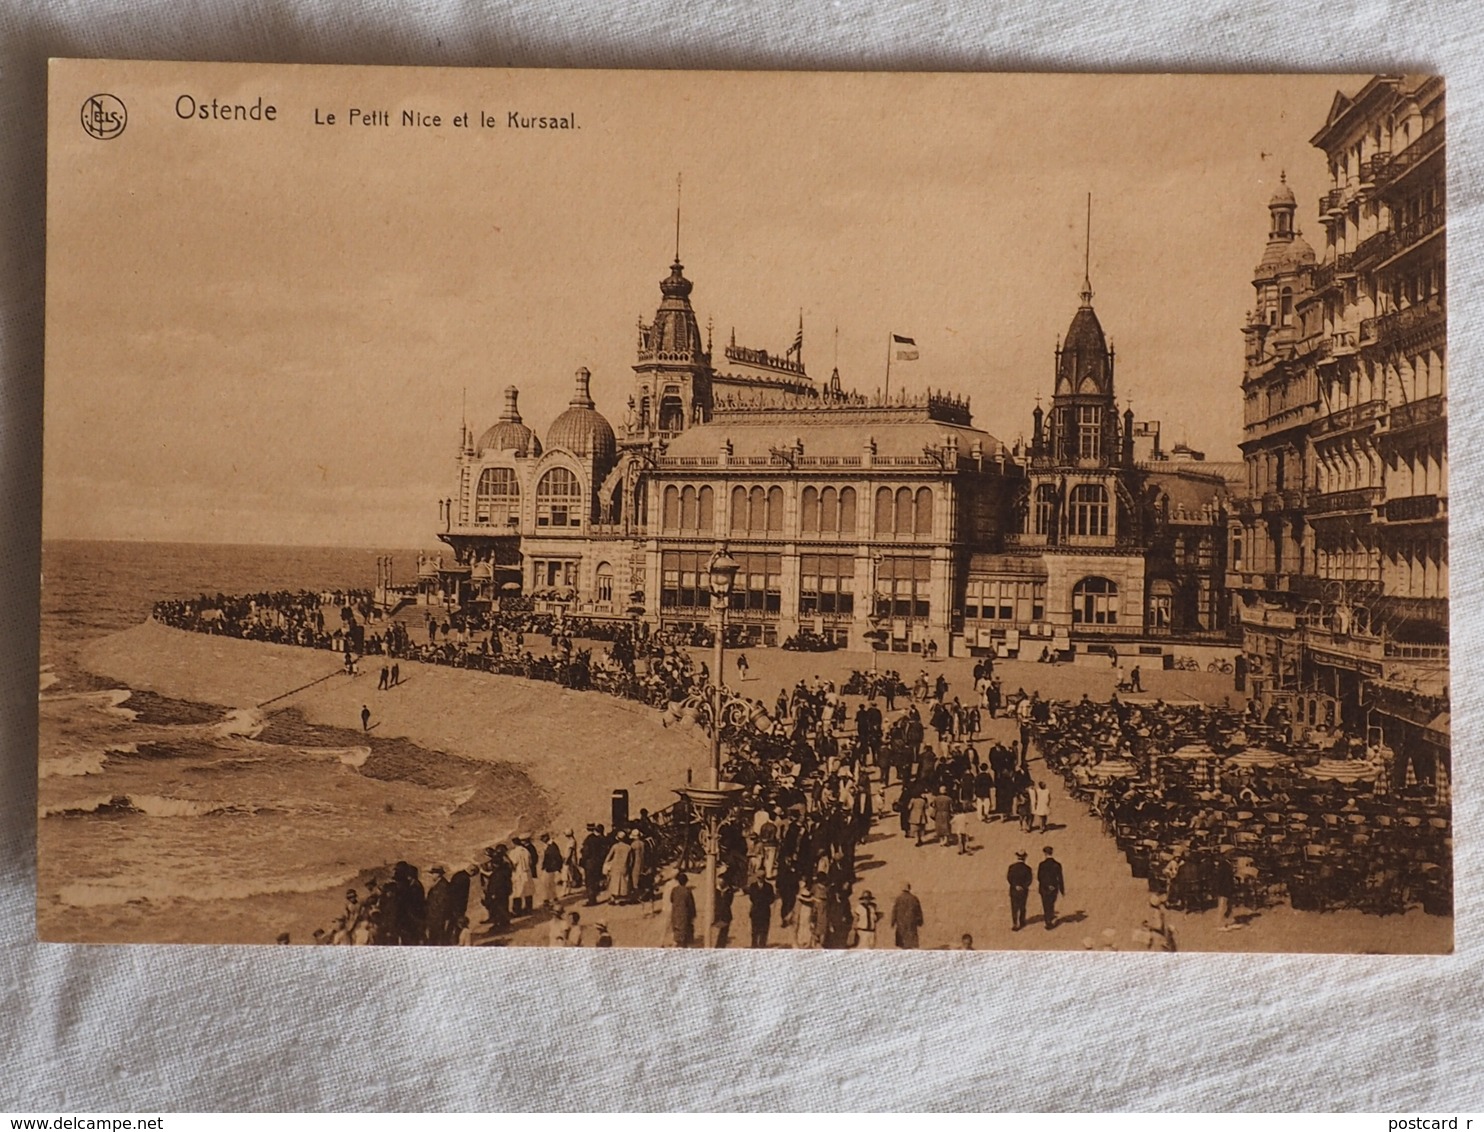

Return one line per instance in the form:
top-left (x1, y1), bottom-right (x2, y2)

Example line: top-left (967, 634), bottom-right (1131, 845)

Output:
top-left (42, 620), bottom-right (708, 945)
top-left (79, 620), bottom-right (709, 829)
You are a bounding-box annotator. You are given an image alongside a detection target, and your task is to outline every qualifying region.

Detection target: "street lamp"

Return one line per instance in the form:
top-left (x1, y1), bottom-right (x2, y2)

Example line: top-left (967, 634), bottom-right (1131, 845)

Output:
top-left (679, 544), bottom-right (742, 948)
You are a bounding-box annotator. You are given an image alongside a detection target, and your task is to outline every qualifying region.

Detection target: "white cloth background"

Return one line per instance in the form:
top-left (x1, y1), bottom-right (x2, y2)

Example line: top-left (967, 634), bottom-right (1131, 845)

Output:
top-left (3, 0), bottom-right (1482, 1111)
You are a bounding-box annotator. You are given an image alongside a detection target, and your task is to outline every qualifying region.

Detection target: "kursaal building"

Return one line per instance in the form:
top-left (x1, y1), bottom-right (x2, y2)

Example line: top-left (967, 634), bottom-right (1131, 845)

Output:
top-left (428, 242), bottom-right (1237, 661)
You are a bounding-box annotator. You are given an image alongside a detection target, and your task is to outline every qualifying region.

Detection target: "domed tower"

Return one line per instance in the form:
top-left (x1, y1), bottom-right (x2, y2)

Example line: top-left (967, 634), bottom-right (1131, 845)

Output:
top-left (546, 368), bottom-right (618, 523)
top-left (548, 368), bottom-right (617, 463)
top-left (1250, 172), bottom-right (1315, 332)
top-left (476, 386), bottom-right (542, 458)
top-left (632, 256), bottom-right (713, 437)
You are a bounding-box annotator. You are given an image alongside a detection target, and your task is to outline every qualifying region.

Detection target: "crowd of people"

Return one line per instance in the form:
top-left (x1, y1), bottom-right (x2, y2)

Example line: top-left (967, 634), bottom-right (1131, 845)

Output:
top-left (160, 591), bottom-right (1447, 947)
top-left (1033, 694), bottom-right (1452, 922)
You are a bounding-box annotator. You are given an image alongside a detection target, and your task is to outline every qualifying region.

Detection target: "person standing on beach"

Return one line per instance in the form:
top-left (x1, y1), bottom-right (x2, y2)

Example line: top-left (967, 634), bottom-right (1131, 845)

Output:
top-left (537, 833), bottom-right (563, 910)
top-left (481, 846), bottom-right (514, 932)
top-left (378, 664), bottom-right (389, 691)
top-left (360, 704), bottom-right (371, 731)
top-left (390, 662), bottom-right (400, 687)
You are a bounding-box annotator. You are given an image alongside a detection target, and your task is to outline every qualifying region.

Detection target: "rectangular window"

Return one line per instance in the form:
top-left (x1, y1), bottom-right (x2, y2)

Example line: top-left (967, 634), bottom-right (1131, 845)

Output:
top-left (660, 550), bottom-right (709, 610)
top-left (1078, 405), bottom-right (1102, 460)
top-left (801, 554), bottom-right (855, 616)
top-left (879, 557), bottom-right (931, 619)
top-left (729, 552), bottom-right (783, 615)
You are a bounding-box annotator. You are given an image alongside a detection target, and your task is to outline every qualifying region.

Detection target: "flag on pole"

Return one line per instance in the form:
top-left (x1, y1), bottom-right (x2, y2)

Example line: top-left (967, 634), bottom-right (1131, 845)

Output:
top-left (892, 334), bottom-right (919, 361)
top-left (791, 324), bottom-right (803, 357)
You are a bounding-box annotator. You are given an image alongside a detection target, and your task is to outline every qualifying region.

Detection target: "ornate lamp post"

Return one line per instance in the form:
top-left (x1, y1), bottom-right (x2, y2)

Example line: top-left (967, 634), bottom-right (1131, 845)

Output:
top-left (679, 545), bottom-right (742, 948)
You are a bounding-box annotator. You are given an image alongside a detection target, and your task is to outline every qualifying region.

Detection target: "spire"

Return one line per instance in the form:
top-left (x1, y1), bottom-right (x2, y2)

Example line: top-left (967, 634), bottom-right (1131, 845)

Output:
top-left (1080, 192), bottom-right (1094, 307)
top-left (674, 172), bottom-right (683, 263)
top-left (570, 367), bottom-right (595, 409)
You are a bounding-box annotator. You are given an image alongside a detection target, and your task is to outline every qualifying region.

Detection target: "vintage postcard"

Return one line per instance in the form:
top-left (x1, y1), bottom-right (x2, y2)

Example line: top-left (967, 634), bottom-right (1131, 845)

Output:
top-left (42, 62), bottom-right (1448, 952)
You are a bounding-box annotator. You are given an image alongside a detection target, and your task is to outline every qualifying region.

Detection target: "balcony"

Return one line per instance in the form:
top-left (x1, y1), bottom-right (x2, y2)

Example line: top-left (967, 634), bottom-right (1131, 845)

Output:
top-left (1315, 398), bottom-right (1385, 437)
top-left (1260, 492), bottom-right (1282, 517)
top-left (1311, 253), bottom-right (1353, 292)
top-left (1282, 487), bottom-right (1307, 510)
top-left (1308, 486), bottom-right (1382, 516)
top-left (1382, 119), bottom-right (1445, 187)
top-left (1361, 153), bottom-right (1393, 185)
top-left (1383, 494), bottom-right (1443, 523)
top-left (1386, 209), bottom-right (1445, 259)
top-left (1388, 393), bottom-right (1446, 433)
top-left (1351, 228), bottom-right (1396, 269)
top-left (1319, 188), bottom-right (1345, 217)
top-left (1374, 298), bottom-right (1444, 344)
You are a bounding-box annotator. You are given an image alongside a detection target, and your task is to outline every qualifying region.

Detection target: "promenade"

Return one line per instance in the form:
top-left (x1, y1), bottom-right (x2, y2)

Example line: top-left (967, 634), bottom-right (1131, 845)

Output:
top-left (78, 621), bottom-right (1450, 953)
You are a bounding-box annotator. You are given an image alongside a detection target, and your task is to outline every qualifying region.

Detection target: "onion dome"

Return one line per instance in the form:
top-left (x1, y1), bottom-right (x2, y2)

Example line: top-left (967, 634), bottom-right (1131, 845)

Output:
top-left (546, 368), bottom-right (617, 463)
top-left (476, 386), bottom-right (542, 457)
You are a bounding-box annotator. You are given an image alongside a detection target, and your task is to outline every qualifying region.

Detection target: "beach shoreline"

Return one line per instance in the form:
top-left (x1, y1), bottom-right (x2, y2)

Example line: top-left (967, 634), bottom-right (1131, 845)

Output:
top-left (38, 618), bottom-right (707, 944)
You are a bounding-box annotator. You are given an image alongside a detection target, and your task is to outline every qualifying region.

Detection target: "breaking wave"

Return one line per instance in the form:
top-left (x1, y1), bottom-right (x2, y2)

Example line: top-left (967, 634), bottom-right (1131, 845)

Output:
top-left (57, 869), bottom-right (361, 909)
top-left (42, 793), bottom-right (263, 819)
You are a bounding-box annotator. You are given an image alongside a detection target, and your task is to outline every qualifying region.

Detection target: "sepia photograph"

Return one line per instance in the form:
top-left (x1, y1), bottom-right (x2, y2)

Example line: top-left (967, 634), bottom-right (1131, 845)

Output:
top-left (41, 61), bottom-right (1449, 953)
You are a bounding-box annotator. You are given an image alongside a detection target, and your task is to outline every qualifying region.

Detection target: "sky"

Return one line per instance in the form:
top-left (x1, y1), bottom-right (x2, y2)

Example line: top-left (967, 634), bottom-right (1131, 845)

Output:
top-left (44, 62), bottom-right (1364, 548)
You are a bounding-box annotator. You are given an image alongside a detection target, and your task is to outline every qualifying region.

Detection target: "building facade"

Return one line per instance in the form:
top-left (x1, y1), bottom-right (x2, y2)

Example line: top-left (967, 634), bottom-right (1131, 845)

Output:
top-left (1229, 75), bottom-right (1448, 787)
top-left (436, 244), bottom-right (1235, 657)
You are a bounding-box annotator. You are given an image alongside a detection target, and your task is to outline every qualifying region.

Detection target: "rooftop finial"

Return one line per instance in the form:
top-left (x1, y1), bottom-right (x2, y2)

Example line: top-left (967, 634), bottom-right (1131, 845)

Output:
top-left (674, 172), bottom-right (683, 263)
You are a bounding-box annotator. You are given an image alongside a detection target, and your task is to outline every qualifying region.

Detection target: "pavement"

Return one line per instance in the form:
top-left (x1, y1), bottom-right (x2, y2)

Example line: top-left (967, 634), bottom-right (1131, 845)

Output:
top-left (496, 644), bottom-right (1450, 954)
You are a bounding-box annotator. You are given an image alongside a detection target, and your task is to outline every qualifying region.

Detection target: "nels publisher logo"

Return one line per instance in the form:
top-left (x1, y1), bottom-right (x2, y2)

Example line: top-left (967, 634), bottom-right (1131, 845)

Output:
top-left (81, 93), bottom-right (127, 140)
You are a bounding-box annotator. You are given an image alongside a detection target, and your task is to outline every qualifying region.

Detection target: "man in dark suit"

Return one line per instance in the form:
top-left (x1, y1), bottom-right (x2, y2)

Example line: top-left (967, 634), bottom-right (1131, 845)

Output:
top-left (746, 876), bottom-right (775, 948)
top-left (1006, 850), bottom-right (1033, 931)
top-left (580, 824), bottom-right (608, 905)
top-left (422, 865), bottom-right (453, 945)
top-left (1037, 846), bottom-right (1066, 930)
top-left (890, 882), bottom-right (923, 949)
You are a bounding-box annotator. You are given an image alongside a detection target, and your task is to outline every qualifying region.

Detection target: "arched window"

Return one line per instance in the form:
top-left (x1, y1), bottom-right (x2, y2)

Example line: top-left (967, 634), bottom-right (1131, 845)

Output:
top-left (749, 486), bottom-right (766, 532)
top-left (1033, 484), bottom-right (1056, 536)
top-left (731, 486), bottom-right (748, 534)
top-left (914, 487), bottom-right (934, 536)
top-left (1280, 286), bottom-right (1294, 326)
top-left (875, 487), bottom-right (893, 534)
top-left (595, 563), bottom-right (614, 604)
top-left (696, 486), bottom-right (714, 532)
top-left (658, 390), bottom-right (685, 433)
top-left (475, 467), bottom-right (520, 526)
top-left (680, 486), bottom-right (697, 531)
top-left (536, 467), bottom-right (581, 528)
top-left (819, 487), bottom-right (837, 532)
top-left (801, 486), bottom-right (820, 533)
top-left (661, 486), bottom-right (680, 532)
top-left (1068, 483), bottom-right (1109, 537)
top-left (839, 487), bottom-right (857, 535)
top-left (895, 487), bottom-right (913, 534)
top-left (1072, 576), bottom-right (1119, 625)
top-left (766, 486), bottom-right (784, 531)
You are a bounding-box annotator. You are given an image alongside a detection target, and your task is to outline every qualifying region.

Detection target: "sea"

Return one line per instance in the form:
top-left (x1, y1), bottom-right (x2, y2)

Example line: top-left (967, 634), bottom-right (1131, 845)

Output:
top-left (38, 540), bottom-right (537, 944)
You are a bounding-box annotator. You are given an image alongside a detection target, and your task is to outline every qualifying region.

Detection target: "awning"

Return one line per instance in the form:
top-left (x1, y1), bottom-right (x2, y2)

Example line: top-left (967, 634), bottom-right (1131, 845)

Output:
top-left (1424, 712), bottom-right (1450, 743)
top-left (967, 552), bottom-right (1048, 579)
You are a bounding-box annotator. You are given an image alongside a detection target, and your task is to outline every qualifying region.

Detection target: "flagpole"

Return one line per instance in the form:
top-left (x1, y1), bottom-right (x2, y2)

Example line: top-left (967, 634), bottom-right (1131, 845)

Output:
top-left (884, 331), bottom-right (893, 402)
